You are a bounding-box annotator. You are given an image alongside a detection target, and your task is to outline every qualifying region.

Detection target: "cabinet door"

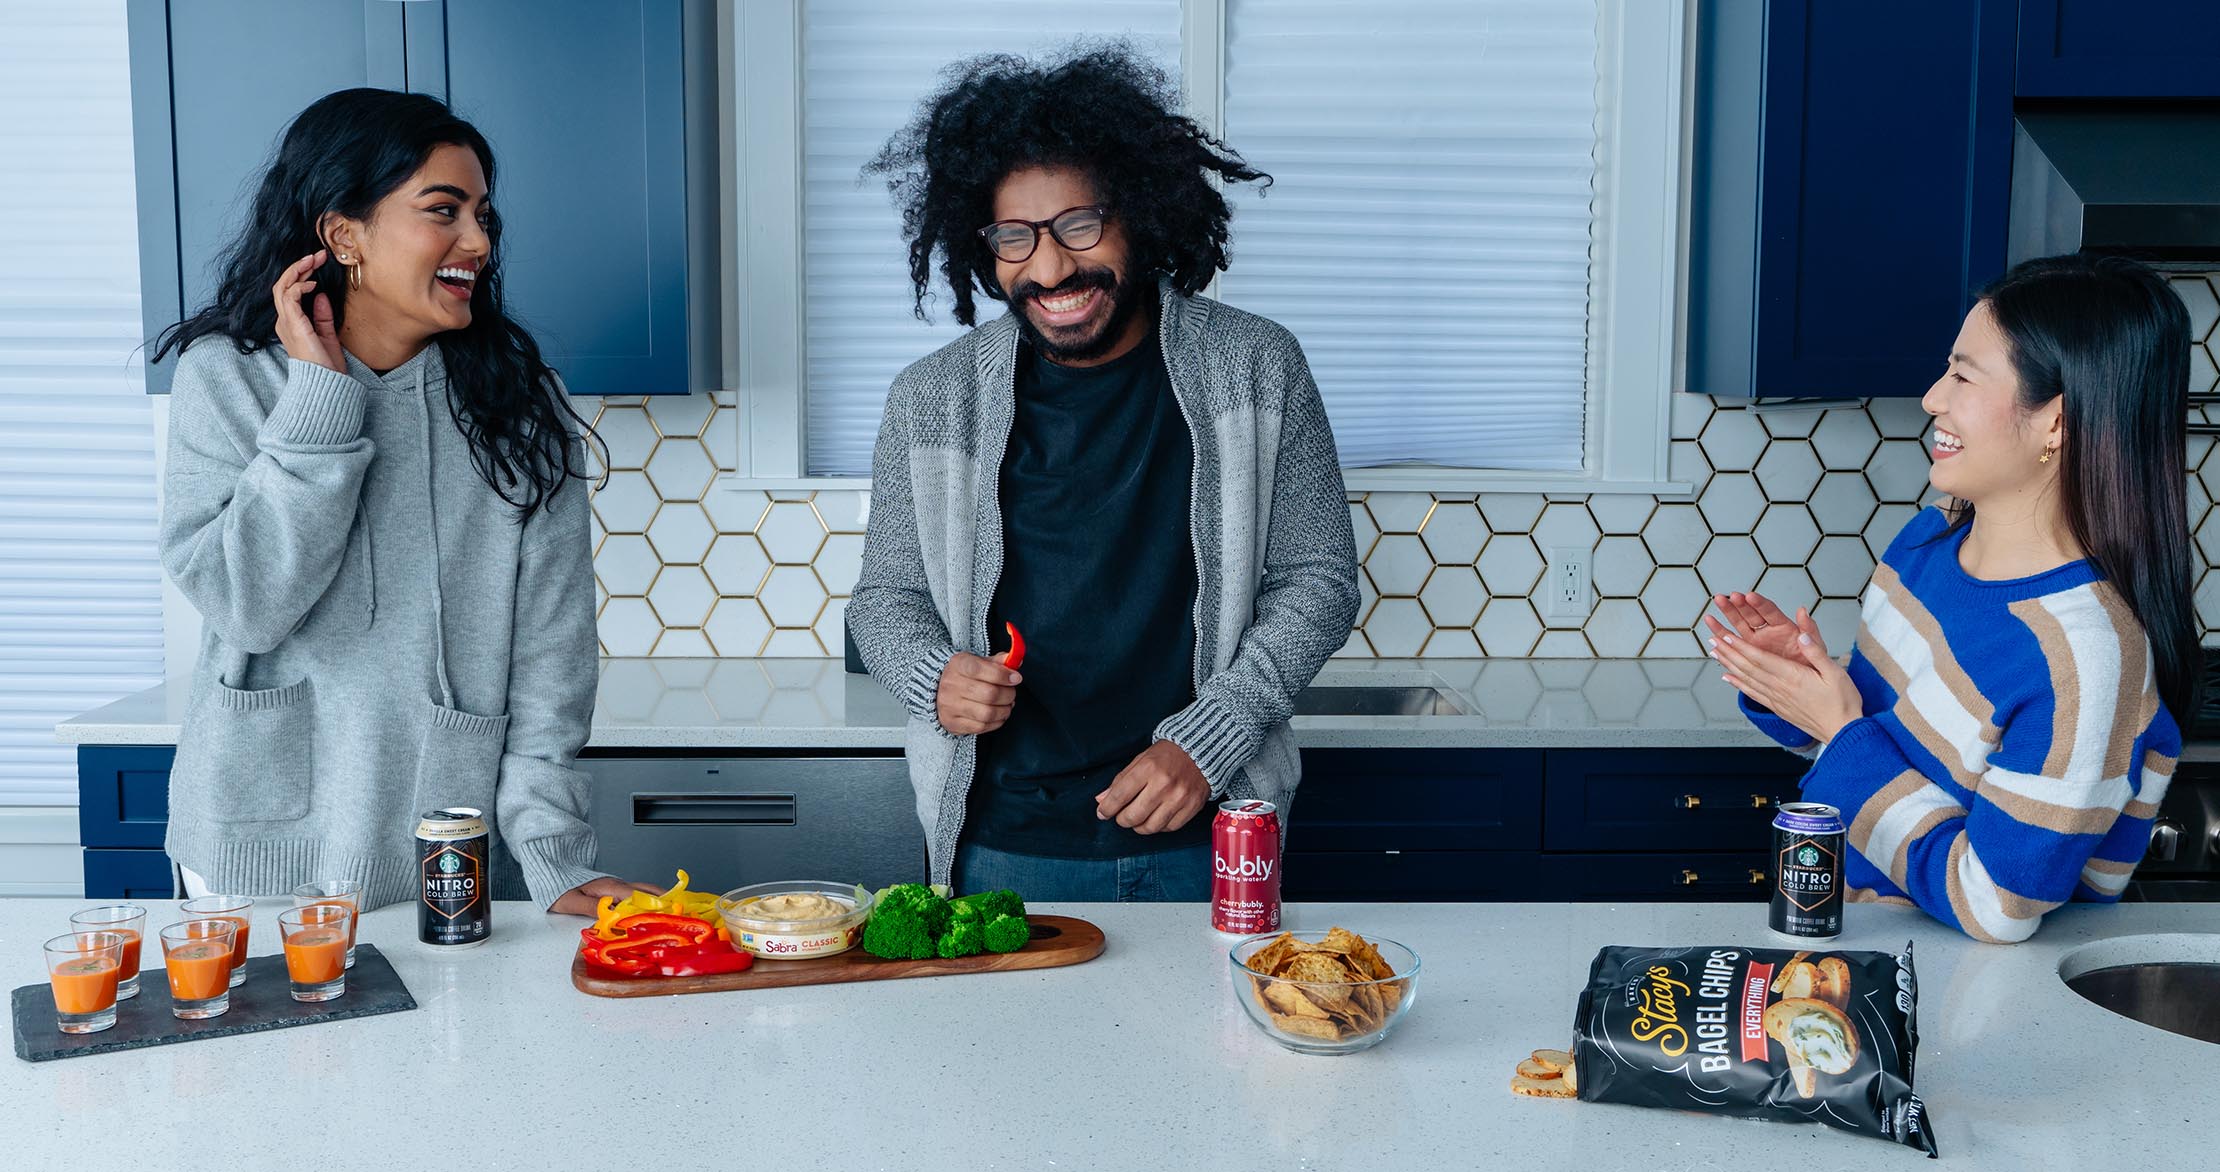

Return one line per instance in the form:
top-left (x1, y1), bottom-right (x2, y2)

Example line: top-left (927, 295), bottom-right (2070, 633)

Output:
top-left (2018, 0), bottom-right (2220, 97)
top-left (1543, 747), bottom-right (1806, 853)
top-left (434, 0), bottom-right (707, 395)
top-left (1687, 0), bottom-right (2017, 398)
top-left (128, 0), bottom-right (407, 392)
top-left (77, 746), bottom-right (176, 849)
top-left (83, 848), bottom-right (176, 901)
top-left (1280, 851), bottom-right (1560, 902)
top-left (1288, 749), bottom-right (1544, 853)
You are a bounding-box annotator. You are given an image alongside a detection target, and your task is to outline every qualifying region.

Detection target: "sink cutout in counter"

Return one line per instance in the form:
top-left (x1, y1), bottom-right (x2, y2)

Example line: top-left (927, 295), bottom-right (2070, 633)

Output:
top-left (2059, 934), bottom-right (2220, 1046)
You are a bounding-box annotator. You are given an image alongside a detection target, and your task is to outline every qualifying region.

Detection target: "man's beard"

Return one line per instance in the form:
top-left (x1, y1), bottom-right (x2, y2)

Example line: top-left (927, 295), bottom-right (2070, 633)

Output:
top-left (1010, 266), bottom-right (1147, 364)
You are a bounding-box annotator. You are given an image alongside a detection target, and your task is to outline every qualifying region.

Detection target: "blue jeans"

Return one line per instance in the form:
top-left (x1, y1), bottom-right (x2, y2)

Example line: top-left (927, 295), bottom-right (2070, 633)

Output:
top-left (954, 840), bottom-right (1211, 902)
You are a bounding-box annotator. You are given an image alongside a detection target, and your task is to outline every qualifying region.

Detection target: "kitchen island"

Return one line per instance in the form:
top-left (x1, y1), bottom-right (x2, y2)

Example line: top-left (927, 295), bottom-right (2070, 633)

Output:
top-left (5, 898), bottom-right (2213, 1170)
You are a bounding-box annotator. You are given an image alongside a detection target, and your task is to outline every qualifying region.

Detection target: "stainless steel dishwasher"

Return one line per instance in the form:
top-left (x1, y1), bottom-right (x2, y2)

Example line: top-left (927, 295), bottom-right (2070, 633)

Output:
top-left (581, 752), bottom-right (926, 894)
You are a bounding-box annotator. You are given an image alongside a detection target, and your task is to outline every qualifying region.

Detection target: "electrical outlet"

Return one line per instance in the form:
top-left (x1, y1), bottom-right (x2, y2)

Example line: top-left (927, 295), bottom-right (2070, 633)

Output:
top-left (1544, 546), bottom-right (1592, 620)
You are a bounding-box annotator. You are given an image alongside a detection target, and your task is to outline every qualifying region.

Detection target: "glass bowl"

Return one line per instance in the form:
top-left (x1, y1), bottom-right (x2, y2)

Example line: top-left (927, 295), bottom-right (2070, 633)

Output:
top-left (716, 881), bottom-right (872, 960)
top-left (1230, 931), bottom-right (1420, 1055)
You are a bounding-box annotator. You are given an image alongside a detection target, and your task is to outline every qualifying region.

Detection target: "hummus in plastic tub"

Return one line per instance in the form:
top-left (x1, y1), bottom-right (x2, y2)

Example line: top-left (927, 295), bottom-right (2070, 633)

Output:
top-left (717, 881), bottom-right (872, 960)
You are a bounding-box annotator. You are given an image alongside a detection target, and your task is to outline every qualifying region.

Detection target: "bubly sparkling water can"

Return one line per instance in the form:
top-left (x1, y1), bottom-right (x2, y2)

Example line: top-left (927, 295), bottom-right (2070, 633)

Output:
top-left (1212, 799), bottom-right (1282, 935)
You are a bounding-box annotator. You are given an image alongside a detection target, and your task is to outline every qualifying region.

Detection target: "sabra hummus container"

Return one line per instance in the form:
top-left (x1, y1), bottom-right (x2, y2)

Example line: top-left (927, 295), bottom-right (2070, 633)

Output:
top-left (717, 881), bottom-right (872, 960)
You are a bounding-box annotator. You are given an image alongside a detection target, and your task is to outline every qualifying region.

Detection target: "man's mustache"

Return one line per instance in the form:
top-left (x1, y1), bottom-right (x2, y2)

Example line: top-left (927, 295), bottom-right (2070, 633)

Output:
top-left (1011, 267), bottom-right (1118, 305)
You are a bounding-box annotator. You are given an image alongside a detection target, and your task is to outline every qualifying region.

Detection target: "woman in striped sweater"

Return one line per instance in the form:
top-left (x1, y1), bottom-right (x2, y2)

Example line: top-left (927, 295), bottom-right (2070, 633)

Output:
top-left (1708, 254), bottom-right (2195, 943)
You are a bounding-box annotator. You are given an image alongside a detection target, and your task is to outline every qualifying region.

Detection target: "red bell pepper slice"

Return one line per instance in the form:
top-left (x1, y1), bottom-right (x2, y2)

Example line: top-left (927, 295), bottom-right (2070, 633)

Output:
top-left (998, 621), bottom-right (1026, 670)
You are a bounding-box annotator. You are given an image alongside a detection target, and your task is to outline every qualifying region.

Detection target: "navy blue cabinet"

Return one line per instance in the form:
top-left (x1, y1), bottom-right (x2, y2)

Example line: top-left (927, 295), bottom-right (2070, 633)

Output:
top-left (1686, 0), bottom-right (2017, 399)
top-left (2017, 0), bottom-right (2220, 97)
top-left (78, 746), bottom-right (176, 899)
top-left (126, 0), bottom-right (718, 396)
top-left (1280, 747), bottom-right (1809, 903)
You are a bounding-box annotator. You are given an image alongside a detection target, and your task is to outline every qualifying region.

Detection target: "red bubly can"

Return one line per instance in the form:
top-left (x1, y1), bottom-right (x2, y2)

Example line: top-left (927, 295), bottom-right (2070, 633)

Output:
top-left (1212, 799), bottom-right (1282, 934)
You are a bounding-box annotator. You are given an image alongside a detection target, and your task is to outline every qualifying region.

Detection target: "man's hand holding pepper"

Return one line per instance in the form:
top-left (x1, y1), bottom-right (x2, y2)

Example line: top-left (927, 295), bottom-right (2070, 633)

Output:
top-left (936, 651), bottom-right (1021, 735)
top-left (1096, 740), bottom-right (1209, 834)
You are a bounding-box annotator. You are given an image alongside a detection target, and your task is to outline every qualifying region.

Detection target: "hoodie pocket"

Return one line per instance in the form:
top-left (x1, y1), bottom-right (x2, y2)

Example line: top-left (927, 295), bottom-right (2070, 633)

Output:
top-left (175, 676), bottom-right (318, 823)
top-left (412, 698), bottom-right (511, 822)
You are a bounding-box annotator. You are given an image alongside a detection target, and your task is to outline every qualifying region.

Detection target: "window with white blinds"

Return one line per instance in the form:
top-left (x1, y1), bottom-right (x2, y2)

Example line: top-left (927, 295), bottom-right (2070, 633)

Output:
top-left (1216, 0), bottom-right (1598, 470)
top-left (0, 2), bottom-right (164, 804)
top-left (800, 0), bottom-right (1183, 477)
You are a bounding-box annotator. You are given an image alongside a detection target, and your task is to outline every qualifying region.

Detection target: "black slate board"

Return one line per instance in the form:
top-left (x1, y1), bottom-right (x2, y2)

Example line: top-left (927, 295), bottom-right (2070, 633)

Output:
top-left (11, 943), bottom-right (416, 1062)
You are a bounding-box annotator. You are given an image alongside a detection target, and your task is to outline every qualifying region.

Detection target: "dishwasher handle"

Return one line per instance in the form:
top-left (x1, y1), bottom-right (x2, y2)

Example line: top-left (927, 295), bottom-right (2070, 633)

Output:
top-left (631, 793), bottom-right (798, 826)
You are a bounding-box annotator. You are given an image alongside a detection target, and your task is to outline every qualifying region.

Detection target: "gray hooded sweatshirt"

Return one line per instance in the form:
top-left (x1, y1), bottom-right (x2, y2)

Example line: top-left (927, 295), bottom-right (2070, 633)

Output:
top-left (848, 282), bottom-right (1361, 887)
top-left (160, 339), bottom-right (603, 910)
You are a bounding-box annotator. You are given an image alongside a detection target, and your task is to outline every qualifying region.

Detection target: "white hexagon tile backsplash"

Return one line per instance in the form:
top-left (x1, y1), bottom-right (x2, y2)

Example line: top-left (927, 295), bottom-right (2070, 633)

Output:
top-left (586, 274), bottom-right (2220, 657)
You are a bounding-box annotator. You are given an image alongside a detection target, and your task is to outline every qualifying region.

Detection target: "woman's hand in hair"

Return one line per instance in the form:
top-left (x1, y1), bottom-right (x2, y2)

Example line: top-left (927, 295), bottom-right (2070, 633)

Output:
top-left (549, 875), bottom-right (669, 917)
top-left (272, 249), bottom-right (346, 373)
top-left (1709, 606), bottom-right (1863, 744)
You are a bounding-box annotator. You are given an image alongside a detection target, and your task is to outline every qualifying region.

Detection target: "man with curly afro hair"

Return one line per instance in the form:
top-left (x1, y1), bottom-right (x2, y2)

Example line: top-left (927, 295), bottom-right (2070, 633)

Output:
top-left (848, 45), bottom-right (1360, 901)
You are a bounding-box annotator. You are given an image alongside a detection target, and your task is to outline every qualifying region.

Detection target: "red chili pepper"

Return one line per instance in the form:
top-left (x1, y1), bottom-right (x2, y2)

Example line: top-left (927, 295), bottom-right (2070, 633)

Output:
top-left (998, 621), bottom-right (1026, 670)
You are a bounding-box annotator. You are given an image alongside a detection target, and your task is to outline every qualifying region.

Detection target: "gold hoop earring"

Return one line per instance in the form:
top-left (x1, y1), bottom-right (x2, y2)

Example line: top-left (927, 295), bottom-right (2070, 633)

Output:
top-left (345, 262), bottom-right (361, 292)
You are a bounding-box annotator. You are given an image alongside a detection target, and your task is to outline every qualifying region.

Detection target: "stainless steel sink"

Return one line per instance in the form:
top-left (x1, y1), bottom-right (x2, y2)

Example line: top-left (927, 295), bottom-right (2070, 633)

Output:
top-left (2065, 962), bottom-right (2220, 1045)
top-left (1291, 686), bottom-right (1466, 717)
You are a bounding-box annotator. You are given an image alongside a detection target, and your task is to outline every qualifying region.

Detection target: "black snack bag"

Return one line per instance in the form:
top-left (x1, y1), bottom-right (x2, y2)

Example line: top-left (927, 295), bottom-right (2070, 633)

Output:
top-left (1571, 943), bottom-right (1938, 1157)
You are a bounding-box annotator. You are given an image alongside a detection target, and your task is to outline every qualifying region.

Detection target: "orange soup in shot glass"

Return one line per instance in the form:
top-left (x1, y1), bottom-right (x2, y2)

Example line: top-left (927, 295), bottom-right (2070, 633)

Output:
top-left (180, 894), bottom-right (254, 988)
top-left (43, 931), bottom-right (126, 1035)
top-left (278, 904), bottom-right (351, 1003)
top-left (68, 904), bottom-right (147, 1000)
top-left (160, 919), bottom-right (238, 1020)
top-left (292, 879), bottom-right (363, 969)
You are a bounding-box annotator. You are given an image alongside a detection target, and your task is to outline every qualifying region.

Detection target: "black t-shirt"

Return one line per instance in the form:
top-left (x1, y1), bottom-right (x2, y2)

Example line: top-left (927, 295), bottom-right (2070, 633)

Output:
top-left (965, 334), bottom-right (1204, 858)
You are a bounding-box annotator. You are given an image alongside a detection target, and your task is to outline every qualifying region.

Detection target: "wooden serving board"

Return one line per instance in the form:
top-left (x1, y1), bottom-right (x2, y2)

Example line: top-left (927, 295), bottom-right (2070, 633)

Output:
top-left (571, 914), bottom-right (1104, 998)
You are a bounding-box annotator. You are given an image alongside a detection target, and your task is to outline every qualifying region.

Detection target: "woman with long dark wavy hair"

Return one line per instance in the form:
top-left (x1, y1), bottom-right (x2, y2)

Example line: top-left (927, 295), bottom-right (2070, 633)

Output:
top-left (1707, 253), bottom-right (2193, 943)
top-left (154, 88), bottom-right (656, 915)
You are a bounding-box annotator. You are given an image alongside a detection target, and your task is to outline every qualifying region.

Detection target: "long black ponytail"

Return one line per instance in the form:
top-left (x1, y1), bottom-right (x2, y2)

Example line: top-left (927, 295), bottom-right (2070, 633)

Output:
top-left (153, 88), bottom-right (593, 519)
top-left (1956, 254), bottom-right (2198, 721)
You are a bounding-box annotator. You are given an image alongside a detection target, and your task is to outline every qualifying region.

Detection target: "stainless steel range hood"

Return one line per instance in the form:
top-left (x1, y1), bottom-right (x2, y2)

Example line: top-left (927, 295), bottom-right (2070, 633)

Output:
top-left (2011, 109), bottom-right (2220, 268)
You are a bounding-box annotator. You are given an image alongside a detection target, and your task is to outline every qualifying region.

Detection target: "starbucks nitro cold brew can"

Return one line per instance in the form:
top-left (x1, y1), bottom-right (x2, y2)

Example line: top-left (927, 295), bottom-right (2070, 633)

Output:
top-left (417, 807), bottom-right (491, 948)
top-left (1769, 802), bottom-right (1844, 939)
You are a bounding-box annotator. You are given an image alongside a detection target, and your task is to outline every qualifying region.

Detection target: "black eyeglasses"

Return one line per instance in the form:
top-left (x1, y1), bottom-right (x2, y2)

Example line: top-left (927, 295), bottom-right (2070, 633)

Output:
top-left (976, 205), bottom-right (1109, 264)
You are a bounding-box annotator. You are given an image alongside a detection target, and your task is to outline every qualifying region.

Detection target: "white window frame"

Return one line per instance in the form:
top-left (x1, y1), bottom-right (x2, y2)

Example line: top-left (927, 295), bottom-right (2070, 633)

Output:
top-left (718, 0), bottom-right (1687, 494)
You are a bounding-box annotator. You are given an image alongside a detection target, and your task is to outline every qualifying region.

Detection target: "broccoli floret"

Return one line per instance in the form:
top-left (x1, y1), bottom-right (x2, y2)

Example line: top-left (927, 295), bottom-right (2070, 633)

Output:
top-left (863, 883), bottom-right (955, 959)
top-left (948, 900), bottom-right (983, 924)
top-left (982, 913), bottom-right (1031, 954)
top-left (936, 918), bottom-right (984, 958)
top-left (950, 889), bottom-right (1026, 924)
top-left (862, 908), bottom-right (934, 960)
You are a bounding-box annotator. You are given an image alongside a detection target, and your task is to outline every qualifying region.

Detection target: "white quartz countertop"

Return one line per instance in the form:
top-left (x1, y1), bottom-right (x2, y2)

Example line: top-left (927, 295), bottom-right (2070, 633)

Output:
top-left (3, 897), bottom-right (2215, 1170)
top-left (56, 657), bottom-right (1782, 750)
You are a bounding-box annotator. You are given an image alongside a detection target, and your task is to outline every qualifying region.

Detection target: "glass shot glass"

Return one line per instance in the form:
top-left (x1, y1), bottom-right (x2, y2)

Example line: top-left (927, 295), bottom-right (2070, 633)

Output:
top-left (292, 879), bottom-right (363, 969)
top-left (180, 894), bottom-right (254, 988)
top-left (278, 904), bottom-right (352, 1003)
top-left (68, 904), bottom-right (148, 1000)
top-left (44, 931), bottom-right (127, 1034)
top-left (159, 919), bottom-right (239, 1020)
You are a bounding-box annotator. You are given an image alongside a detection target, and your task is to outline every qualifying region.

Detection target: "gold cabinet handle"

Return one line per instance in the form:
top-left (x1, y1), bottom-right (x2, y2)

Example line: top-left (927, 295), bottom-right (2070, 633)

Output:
top-left (1674, 794), bottom-right (1702, 810)
top-left (1751, 794), bottom-right (1775, 809)
top-left (1749, 869), bottom-right (1767, 885)
top-left (1679, 869), bottom-right (1701, 886)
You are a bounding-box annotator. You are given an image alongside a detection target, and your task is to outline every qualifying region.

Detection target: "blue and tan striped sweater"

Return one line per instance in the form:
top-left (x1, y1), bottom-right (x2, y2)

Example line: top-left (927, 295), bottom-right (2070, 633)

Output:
top-left (1743, 507), bottom-right (2179, 943)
